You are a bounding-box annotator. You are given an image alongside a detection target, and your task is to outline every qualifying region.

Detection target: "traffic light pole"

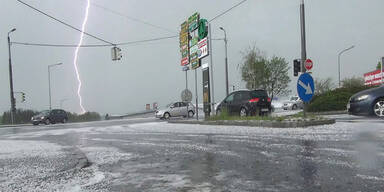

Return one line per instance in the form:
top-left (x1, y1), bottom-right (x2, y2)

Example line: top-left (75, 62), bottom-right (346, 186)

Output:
top-left (300, 0), bottom-right (307, 118)
top-left (8, 30), bottom-right (16, 124)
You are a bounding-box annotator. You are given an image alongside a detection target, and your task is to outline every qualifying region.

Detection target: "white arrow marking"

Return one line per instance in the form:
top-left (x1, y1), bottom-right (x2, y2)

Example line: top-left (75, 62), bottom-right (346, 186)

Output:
top-left (298, 80), bottom-right (313, 95)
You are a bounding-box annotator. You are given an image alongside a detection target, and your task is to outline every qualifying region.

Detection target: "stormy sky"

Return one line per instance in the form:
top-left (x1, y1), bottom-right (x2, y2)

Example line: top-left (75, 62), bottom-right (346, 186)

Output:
top-left (1, 0), bottom-right (383, 114)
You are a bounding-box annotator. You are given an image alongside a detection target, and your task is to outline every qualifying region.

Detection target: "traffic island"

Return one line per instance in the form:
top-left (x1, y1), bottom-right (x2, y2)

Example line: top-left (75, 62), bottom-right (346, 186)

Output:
top-left (168, 114), bottom-right (335, 128)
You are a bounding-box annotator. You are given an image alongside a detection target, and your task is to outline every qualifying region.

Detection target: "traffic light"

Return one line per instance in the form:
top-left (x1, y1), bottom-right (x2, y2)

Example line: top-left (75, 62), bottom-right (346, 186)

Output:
top-left (21, 92), bottom-right (25, 103)
top-left (293, 59), bottom-right (301, 77)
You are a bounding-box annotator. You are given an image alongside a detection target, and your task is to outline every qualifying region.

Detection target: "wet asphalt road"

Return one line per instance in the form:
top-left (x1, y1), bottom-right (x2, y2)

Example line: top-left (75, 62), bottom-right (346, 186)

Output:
top-left (0, 114), bottom-right (383, 191)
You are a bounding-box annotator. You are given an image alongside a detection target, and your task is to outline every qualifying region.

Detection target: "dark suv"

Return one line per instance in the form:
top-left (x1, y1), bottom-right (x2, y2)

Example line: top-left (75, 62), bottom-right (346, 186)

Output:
top-left (216, 90), bottom-right (272, 116)
top-left (31, 109), bottom-right (68, 125)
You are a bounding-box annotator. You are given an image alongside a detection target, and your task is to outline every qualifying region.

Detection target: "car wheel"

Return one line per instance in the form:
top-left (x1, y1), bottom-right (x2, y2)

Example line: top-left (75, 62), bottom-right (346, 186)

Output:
top-left (292, 105), bottom-right (297, 110)
top-left (33, 122), bottom-right (39, 126)
top-left (44, 118), bottom-right (50, 125)
top-left (373, 99), bottom-right (384, 117)
top-left (240, 107), bottom-right (248, 117)
top-left (188, 111), bottom-right (194, 118)
top-left (163, 112), bottom-right (170, 119)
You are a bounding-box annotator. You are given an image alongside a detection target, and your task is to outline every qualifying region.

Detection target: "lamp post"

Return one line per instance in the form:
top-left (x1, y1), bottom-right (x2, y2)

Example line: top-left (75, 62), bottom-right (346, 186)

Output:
top-left (219, 27), bottom-right (229, 96)
top-left (48, 63), bottom-right (63, 110)
top-left (338, 45), bottom-right (355, 87)
top-left (8, 28), bottom-right (16, 124)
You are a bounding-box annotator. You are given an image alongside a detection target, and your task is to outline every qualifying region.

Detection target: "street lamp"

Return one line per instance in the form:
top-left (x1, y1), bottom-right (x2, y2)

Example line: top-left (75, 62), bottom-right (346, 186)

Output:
top-left (8, 28), bottom-right (16, 124)
top-left (48, 63), bottom-right (63, 110)
top-left (338, 45), bottom-right (355, 87)
top-left (219, 27), bottom-right (229, 96)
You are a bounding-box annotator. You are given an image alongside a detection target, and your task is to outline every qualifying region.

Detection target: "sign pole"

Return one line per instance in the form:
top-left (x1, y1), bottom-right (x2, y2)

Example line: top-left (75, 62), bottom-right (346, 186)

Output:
top-left (195, 69), bottom-right (199, 120)
top-left (208, 22), bottom-right (215, 116)
top-left (300, 0), bottom-right (307, 117)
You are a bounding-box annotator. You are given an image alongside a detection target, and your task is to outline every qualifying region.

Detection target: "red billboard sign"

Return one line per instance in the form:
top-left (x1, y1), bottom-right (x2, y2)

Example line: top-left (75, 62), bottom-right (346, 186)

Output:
top-left (364, 69), bottom-right (383, 86)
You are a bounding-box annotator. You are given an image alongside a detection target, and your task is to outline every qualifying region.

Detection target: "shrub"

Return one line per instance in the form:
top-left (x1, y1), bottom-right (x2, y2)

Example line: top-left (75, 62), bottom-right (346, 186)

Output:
top-left (67, 112), bottom-right (101, 122)
top-left (2, 109), bottom-right (39, 124)
top-left (307, 86), bottom-right (373, 112)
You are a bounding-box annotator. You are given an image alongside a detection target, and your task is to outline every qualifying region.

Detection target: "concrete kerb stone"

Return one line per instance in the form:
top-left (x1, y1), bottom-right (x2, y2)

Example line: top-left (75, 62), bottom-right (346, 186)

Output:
top-left (168, 118), bottom-right (336, 128)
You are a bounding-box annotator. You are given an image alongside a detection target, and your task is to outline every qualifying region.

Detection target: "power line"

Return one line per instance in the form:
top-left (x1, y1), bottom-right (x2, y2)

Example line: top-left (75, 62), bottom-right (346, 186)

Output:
top-left (209, 0), bottom-right (248, 22)
top-left (88, 1), bottom-right (176, 34)
top-left (16, 0), bottom-right (115, 45)
top-left (11, 35), bottom-right (178, 48)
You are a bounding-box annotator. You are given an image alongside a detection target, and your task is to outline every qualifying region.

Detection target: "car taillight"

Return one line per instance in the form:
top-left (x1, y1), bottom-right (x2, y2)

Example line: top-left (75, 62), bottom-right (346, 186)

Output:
top-left (267, 98), bottom-right (271, 102)
top-left (249, 98), bottom-right (260, 103)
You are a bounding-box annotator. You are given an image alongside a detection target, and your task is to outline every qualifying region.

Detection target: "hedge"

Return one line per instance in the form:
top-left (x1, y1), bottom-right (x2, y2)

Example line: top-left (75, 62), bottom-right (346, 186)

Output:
top-left (307, 86), bottom-right (374, 112)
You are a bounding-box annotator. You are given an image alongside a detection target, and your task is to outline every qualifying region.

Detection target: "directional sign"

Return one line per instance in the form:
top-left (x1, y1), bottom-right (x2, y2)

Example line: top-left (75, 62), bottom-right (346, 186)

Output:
top-left (297, 73), bottom-right (315, 102)
top-left (305, 59), bottom-right (313, 71)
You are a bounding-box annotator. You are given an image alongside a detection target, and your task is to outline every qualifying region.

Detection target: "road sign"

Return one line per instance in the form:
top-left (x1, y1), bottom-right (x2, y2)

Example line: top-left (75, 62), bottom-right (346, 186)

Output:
top-left (198, 37), bottom-right (208, 59)
top-left (297, 73), bottom-right (315, 102)
top-left (305, 59), bottom-right (313, 71)
top-left (181, 89), bottom-right (193, 102)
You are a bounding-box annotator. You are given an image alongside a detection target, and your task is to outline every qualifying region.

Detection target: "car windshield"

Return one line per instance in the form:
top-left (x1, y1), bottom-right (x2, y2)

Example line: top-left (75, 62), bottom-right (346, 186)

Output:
top-left (39, 110), bottom-right (50, 116)
top-left (250, 90), bottom-right (268, 98)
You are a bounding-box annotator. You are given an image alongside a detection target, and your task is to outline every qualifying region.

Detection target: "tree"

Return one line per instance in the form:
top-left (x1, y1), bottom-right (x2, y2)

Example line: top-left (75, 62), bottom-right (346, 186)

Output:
top-left (341, 76), bottom-right (364, 89)
top-left (240, 46), bottom-right (291, 99)
top-left (377, 61), bottom-right (382, 70)
top-left (314, 77), bottom-right (334, 95)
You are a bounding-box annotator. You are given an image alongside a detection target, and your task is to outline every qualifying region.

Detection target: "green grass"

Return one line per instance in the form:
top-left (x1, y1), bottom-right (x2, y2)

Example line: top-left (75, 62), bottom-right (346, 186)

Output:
top-left (206, 110), bottom-right (286, 122)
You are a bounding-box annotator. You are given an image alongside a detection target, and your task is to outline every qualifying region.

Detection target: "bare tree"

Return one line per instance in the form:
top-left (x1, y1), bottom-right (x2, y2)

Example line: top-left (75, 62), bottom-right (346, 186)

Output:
top-left (314, 77), bottom-right (334, 95)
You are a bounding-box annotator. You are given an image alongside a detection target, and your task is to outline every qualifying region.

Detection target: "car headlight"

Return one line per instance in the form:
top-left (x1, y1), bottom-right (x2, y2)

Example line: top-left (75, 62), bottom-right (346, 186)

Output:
top-left (356, 95), bottom-right (369, 101)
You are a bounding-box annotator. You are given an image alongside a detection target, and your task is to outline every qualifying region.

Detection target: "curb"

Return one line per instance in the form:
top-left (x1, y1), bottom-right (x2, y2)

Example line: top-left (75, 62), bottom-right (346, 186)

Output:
top-left (168, 119), bottom-right (336, 128)
top-left (310, 111), bottom-right (348, 115)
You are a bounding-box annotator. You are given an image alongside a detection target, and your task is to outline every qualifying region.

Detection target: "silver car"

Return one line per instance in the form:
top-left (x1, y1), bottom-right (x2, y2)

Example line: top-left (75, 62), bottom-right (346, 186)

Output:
top-left (283, 96), bottom-right (304, 110)
top-left (155, 102), bottom-right (195, 119)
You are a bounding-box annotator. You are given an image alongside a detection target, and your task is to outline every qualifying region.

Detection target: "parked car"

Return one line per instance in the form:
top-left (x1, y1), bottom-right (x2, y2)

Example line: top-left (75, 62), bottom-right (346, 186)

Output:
top-left (348, 86), bottom-right (384, 117)
top-left (283, 96), bottom-right (304, 110)
top-left (31, 109), bottom-right (68, 125)
top-left (216, 90), bottom-right (272, 117)
top-left (155, 102), bottom-right (195, 119)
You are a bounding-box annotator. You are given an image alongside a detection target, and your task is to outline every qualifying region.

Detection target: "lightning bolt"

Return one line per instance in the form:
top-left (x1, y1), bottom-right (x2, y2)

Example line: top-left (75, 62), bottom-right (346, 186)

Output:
top-left (73, 0), bottom-right (90, 114)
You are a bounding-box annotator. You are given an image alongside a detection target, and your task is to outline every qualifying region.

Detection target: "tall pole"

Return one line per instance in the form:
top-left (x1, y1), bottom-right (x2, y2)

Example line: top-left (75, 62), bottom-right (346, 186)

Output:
top-left (300, 0), bottom-right (307, 72)
top-left (338, 45), bottom-right (355, 87)
top-left (7, 28), bottom-right (16, 124)
top-left (300, 0), bottom-right (307, 117)
top-left (381, 57), bottom-right (384, 85)
top-left (48, 63), bottom-right (63, 110)
top-left (220, 27), bottom-right (229, 96)
top-left (208, 22), bottom-right (215, 115)
top-left (195, 70), bottom-right (199, 120)
top-left (48, 66), bottom-right (52, 110)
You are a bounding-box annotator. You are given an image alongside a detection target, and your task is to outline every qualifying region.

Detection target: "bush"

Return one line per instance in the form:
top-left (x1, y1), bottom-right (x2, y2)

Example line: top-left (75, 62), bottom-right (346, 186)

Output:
top-left (2, 109), bottom-right (39, 124)
top-left (67, 112), bottom-right (101, 122)
top-left (307, 86), bottom-right (373, 112)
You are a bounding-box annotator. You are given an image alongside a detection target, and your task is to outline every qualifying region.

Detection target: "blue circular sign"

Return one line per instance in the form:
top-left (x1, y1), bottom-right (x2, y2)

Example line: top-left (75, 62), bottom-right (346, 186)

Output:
top-left (297, 73), bottom-right (315, 102)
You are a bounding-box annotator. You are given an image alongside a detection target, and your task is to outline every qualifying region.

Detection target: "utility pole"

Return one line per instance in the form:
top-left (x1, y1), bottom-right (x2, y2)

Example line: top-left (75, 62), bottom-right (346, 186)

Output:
top-left (208, 22), bottom-right (215, 115)
top-left (48, 63), bottom-right (63, 110)
top-left (300, 0), bottom-right (307, 117)
top-left (7, 28), bottom-right (16, 124)
top-left (220, 27), bottom-right (229, 96)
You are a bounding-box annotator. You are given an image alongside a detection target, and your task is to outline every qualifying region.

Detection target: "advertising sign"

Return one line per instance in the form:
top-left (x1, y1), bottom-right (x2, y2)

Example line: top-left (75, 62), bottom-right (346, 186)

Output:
top-left (188, 12), bottom-right (200, 32)
top-left (189, 45), bottom-right (198, 55)
top-left (198, 37), bottom-right (208, 59)
top-left (179, 20), bottom-right (189, 66)
top-left (202, 67), bottom-right (211, 116)
top-left (364, 69), bottom-right (383, 86)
